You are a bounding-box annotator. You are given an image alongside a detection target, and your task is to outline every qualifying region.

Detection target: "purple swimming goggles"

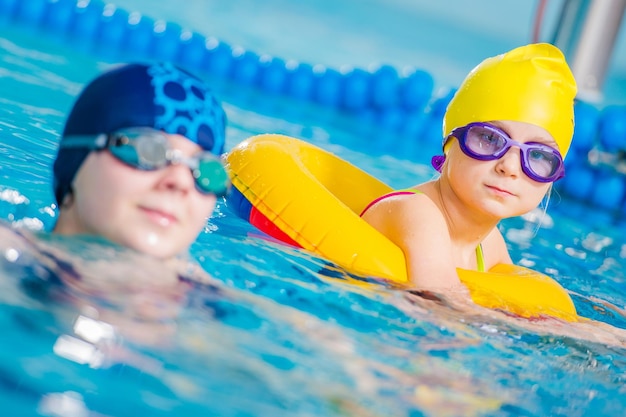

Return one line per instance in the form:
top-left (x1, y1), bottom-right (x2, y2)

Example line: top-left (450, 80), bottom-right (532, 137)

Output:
top-left (431, 122), bottom-right (565, 183)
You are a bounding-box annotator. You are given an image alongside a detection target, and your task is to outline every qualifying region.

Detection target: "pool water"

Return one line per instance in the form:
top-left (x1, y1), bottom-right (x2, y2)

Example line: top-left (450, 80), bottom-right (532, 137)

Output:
top-left (1, 1), bottom-right (626, 416)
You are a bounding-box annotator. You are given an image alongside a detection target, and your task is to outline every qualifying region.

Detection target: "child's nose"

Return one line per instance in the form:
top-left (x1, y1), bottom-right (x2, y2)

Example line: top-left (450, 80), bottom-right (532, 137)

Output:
top-left (157, 163), bottom-right (196, 193)
top-left (495, 147), bottom-right (522, 178)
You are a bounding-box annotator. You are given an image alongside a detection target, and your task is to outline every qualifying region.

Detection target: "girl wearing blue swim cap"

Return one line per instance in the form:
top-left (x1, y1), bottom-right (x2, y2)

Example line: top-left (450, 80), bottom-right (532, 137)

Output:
top-left (361, 44), bottom-right (577, 293)
top-left (52, 62), bottom-right (229, 260)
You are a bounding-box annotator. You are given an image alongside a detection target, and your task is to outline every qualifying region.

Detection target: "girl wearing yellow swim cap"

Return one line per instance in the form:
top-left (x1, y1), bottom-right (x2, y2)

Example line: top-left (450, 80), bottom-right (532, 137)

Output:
top-left (361, 43), bottom-right (577, 293)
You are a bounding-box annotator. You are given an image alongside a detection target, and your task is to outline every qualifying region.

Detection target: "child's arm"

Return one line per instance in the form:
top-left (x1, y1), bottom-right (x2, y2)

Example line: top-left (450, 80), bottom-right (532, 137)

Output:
top-left (361, 194), bottom-right (464, 291)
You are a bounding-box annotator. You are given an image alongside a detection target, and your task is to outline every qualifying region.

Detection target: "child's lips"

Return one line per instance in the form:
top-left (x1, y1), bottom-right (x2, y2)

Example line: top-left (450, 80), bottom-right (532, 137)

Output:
top-left (140, 206), bottom-right (179, 226)
top-left (486, 184), bottom-right (515, 197)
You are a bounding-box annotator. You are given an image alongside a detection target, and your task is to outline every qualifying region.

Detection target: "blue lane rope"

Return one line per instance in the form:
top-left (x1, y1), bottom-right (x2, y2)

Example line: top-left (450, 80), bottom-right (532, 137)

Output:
top-left (3, 0), bottom-right (626, 212)
top-left (0, 0), bottom-right (435, 115)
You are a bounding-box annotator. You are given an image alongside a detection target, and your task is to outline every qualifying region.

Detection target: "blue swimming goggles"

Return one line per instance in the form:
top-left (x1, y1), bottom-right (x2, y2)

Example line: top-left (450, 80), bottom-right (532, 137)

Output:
top-left (432, 122), bottom-right (565, 183)
top-left (60, 127), bottom-right (230, 197)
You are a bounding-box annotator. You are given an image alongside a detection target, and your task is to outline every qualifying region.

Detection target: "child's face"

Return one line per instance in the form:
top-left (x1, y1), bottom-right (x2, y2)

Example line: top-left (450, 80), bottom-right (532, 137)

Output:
top-left (63, 133), bottom-right (217, 259)
top-left (445, 120), bottom-right (556, 218)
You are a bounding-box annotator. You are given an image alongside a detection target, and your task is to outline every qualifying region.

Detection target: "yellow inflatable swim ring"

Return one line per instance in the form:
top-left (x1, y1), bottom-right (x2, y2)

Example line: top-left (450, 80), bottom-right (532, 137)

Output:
top-left (226, 134), bottom-right (578, 322)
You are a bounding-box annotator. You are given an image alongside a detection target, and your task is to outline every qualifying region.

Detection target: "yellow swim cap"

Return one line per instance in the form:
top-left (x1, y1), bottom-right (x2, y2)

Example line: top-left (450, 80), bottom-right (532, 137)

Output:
top-left (443, 43), bottom-right (577, 157)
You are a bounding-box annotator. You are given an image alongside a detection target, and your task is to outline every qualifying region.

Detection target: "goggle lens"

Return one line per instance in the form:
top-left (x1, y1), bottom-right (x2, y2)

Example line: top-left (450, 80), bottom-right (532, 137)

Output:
top-left (527, 148), bottom-right (561, 178)
top-left (194, 158), bottom-right (230, 196)
top-left (108, 131), bottom-right (169, 169)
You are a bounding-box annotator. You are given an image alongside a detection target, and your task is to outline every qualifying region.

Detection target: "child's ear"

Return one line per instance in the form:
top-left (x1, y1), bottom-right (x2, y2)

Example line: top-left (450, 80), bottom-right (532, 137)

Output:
top-left (60, 188), bottom-right (75, 209)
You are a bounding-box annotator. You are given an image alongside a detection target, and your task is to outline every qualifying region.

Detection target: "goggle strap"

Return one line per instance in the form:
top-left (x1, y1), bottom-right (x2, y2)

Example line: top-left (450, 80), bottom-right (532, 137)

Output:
top-left (60, 134), bottom-right (108, 150)
top-left (431, 155), bottom-right (446, 172)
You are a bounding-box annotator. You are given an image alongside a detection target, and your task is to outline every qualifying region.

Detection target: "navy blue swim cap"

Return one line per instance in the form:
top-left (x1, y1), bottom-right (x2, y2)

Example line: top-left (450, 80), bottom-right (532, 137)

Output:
top-left (53, 62), bottom-right (226, 205)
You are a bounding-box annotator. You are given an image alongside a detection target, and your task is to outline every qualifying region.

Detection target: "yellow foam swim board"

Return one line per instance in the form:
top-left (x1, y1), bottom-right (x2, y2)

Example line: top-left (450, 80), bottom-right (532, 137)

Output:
top-left (226, 134), bottom-right (578, 322)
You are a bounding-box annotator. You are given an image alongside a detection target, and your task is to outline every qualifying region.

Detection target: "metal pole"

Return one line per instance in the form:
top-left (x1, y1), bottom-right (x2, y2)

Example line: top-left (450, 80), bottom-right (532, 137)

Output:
top-left (569, 0), bottom-right (626, 102)
top-left (551, 0), bottom-right (590, 55)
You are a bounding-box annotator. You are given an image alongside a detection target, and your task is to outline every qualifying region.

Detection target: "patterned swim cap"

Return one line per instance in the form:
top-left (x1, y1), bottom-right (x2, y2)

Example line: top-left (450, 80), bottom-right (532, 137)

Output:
top-left (443, 43), bottom-right (577, 157)
top-left (53, 62), bottom-right (226, 205)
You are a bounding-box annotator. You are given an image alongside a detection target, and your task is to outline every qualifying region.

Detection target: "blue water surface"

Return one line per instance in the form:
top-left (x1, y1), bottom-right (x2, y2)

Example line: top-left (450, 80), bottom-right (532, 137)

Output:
top-left (1, 1), bottom-right (626, 416)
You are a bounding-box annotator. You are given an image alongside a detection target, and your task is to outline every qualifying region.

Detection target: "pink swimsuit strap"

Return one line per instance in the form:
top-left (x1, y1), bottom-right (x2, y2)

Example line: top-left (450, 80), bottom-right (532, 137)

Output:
top-left (359, 189), bottom-right (421, 217)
